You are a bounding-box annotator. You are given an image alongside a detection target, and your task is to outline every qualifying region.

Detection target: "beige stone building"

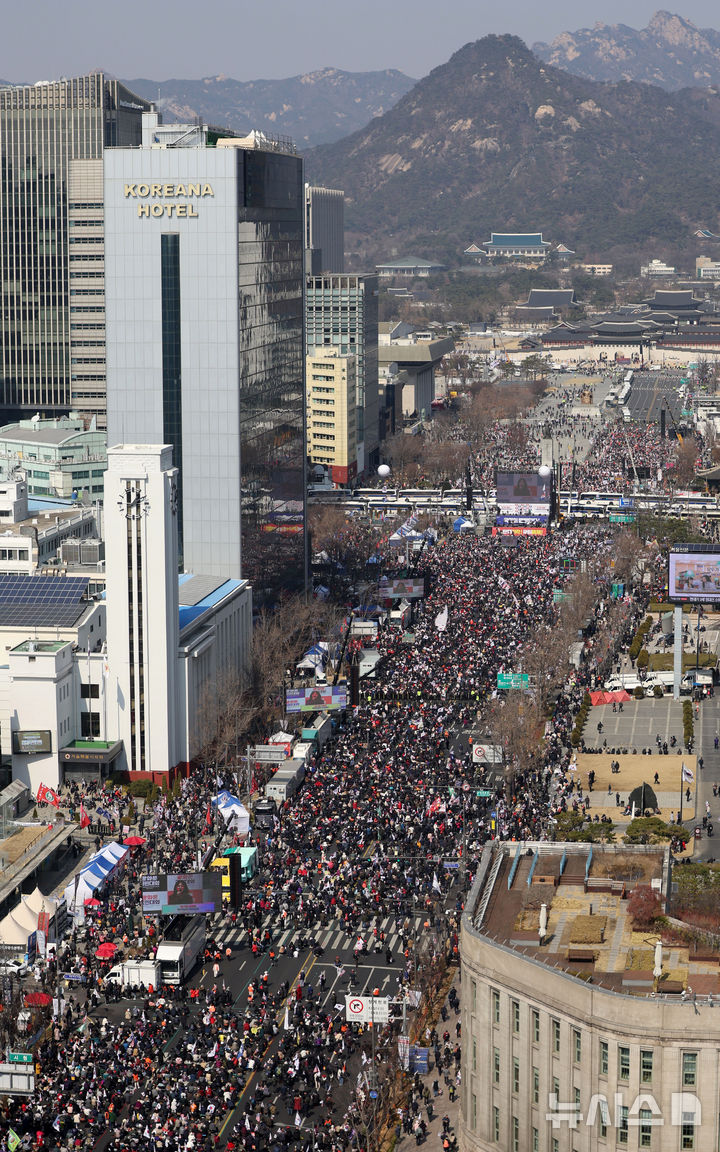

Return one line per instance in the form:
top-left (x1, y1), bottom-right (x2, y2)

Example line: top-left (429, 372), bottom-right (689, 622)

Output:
top-left (306, 350), bottom-right (357, 485)
top-left (461, 842), bottom-right (715, 1152)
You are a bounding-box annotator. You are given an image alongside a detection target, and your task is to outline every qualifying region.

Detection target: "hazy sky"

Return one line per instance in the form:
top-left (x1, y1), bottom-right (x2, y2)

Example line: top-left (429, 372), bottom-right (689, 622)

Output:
top-left (5, 0), bottom-right (720, 82)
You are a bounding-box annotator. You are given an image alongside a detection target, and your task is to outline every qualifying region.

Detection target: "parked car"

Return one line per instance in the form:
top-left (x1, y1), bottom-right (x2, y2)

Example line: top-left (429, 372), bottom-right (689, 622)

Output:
top-left (0, 958), bottom-right (28, 977)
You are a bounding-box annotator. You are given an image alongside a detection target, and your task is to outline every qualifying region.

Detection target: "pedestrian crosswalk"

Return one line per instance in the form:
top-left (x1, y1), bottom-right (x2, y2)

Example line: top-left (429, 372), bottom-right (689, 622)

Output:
top-left (214, 911), bottom-right (427, 958)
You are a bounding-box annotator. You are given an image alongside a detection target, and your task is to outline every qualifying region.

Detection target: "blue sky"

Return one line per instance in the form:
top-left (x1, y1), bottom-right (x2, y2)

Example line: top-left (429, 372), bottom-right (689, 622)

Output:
top-left (5, 0), bottom-right (720, 82)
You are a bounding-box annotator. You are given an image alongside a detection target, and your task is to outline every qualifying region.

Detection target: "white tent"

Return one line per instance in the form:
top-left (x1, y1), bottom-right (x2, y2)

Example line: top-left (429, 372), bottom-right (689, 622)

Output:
top-left (64, 868), bottom-right (106, 921)
top-left (87, 842), bottom-right (128, 874)
top-left (89, 842), bottom-right (126, 864)
top-left (0, 913), bottom-right (32, 948)
top-left (268, 731), bottom-right (293, 744)
top-left (217, 800), bottom-right (250, 836)
top-left (23, 887), bottom-right (58, 919)
top-left (10, 900), bottom-right (39, 935)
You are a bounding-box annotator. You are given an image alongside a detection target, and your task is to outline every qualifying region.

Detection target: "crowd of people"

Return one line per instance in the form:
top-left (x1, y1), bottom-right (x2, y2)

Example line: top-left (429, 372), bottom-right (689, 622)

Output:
top-left (2, 508), bottom-right (652, 1152)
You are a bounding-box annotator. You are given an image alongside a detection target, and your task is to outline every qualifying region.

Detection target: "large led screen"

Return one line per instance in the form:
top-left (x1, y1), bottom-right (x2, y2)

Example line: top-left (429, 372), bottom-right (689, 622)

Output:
top-left (668, 552), bottom-right (720, 603)
top-left (141, 872), bottom-right (222, 915)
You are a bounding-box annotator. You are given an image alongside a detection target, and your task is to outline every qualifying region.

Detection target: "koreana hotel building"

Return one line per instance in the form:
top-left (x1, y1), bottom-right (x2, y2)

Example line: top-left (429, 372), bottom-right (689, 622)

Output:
top-left (104, 122), bottom-right (307, 599)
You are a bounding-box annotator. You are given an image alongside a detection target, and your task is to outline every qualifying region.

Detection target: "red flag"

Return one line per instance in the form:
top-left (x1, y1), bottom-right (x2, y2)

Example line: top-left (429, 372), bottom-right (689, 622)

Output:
top-left (36, 783), bottom-right (59, 808)
top-left (205, 802), bottom-right (212, 828)
top-left (79, 803), bottom-right (91, 829)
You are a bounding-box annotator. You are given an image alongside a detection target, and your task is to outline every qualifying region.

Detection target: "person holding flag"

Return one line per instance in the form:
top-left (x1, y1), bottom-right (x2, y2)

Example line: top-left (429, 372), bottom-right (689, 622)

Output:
top-left (36, 782), bottom-right (59, 807)
top-left (79, 802), bottom-right (91, 829)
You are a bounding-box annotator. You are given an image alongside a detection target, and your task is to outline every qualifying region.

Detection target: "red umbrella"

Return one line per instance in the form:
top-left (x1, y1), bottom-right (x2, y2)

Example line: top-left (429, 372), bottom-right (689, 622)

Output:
top-left (24, 991), bottom-right (52, 1007)
top-left (84, 897), bottom-right (102, 907)
top-left (123, 836), bottom-right (146, 847)
top-left (95, 942), bottom-right (117, 959)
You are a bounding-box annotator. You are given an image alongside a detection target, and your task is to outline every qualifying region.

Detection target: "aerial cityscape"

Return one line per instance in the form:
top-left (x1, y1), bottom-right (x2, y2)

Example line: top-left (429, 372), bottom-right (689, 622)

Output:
top-left (5, 3), bottom-right (720, 1151)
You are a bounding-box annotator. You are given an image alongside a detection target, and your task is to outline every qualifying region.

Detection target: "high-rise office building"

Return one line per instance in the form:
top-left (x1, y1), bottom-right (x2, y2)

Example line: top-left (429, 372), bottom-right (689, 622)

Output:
top-left (0, 75), bottom-right (150, 425)
top-left (305, 273), bottom-right (379, 475)
top-left (104, 128), bottom-right (306, 599)
top-left (304, 184), bottom-right (344, 274)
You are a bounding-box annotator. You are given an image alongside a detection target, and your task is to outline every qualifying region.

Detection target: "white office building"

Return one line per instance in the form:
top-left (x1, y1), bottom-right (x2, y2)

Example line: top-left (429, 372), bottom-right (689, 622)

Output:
top-left (6, 444), bottom-right (252, 787)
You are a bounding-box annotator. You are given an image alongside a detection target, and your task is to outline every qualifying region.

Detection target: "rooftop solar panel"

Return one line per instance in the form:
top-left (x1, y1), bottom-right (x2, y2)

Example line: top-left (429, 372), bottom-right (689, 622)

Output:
top-left (0, 574), bottom-right (91, 628)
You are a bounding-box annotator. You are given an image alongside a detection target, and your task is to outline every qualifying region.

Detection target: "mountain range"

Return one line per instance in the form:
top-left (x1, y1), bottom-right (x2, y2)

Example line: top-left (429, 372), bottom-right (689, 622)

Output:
top-left (306, 34), bottom-right (720, 264)
top-left (125, 69), bottom-right (415, 147)
top-left (534, 10), bottom-right (720, 90)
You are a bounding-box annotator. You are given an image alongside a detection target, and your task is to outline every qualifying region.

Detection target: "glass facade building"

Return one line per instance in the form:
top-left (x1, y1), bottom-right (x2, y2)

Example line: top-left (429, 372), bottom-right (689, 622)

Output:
top-left (305, 274), bottom-right (379, 475)
top-left (104, 139), bottom-right (306, 600)
top-left (0, 75), bottom-right (149, 422)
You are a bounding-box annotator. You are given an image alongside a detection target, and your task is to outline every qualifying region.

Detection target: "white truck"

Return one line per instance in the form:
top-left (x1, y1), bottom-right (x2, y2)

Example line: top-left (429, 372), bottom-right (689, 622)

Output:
top-left (104, 959), bottom-right (161, 989)
top-left (155, 916), bottom-right (206, 985)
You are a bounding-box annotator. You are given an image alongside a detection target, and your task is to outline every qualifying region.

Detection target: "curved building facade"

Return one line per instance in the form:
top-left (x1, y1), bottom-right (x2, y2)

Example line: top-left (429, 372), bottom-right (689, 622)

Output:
top-left (461, 842), bottom-right (718, 1152)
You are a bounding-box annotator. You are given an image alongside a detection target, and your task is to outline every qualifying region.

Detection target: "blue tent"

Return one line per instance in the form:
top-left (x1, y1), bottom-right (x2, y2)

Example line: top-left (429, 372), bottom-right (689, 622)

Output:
top-left (452, 516), bottom-right (474, 532)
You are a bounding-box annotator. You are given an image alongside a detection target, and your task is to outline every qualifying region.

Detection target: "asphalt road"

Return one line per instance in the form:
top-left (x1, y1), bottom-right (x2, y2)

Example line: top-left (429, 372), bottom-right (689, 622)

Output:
top-left (624, 372), bottom-right (687, 426)
top-left (84, 891), bottom-right (460, 1145)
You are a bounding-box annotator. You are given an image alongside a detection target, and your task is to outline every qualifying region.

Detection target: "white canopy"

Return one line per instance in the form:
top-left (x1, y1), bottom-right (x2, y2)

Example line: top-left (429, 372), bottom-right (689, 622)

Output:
top-left (11, 900), bottom-right (39, 934)
top-left (93, 841), bottom-right (128, 863)
top-left (64, 868), bottom-right (105, 917)
top-left (23, 887), bottom-right (58, 918)
top-left (0, 913), bottom-right (32, 947)
top-left (217, 800), bottom-right (250, 836)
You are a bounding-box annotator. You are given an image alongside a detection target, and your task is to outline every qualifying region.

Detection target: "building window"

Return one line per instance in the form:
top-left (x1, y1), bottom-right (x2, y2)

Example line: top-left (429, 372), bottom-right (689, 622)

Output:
top-left (493, 1106), bottom-right (500, 1142)
top-left (640, 1050), bottom-right (653, 1084)
top-left (512, 1117), bottom-right (519, 1152)
top-left (532, 1009), bottom-right (540, 1043)
top-left (161, 232), bottom-right (183, 552)
top-left (512, 1001), bottom-right (520, 1033)
top-left (619, 1046), bottom-right (630, 1081)
top-left (552, 1139), bottom-right (559, 1152)
top-left (574, 1088), bottom-right (581, 1113)
top-left (682, 1053), bottom-right (697, 1087)
top-left (471, 979), bottom-right (477, 1011)
top-left (492, 990), bottom-right (500, 1024)
top-left (618, 1105), bottom-right (629, 1144)
top-left (553, 1077), bottom-right (560, 1100)
top-left (493, 1048), bottom-right (500, 1085)
top-left (552, 1019), bottom-right (560, 1053)
top-left (471, 1094), bottom-right (476, 1130)
top-left (513, 1058), bottom-right (519, 1095)
top-left (532, 1067), bottom-right (539, 1105)
top-left (81, 683), bottom-right (100, 699)
top-left (81, 712), bottom-right (100, 737)
top-left (532, 1130), bottom-right (539, 1152)
top-left (472, 1039), bottom-right (476, 1071)
top-left (598, 1099), bottom-right (608, 1139)
top-left (681, 1123), bottom-right (695, 1150)
top-left (639, 1108), bottom-right (652, 1148)
top-left (600, 1041), bottom-right (609, 1077)
top-left (573, 1029), bottom-right (582, 1063)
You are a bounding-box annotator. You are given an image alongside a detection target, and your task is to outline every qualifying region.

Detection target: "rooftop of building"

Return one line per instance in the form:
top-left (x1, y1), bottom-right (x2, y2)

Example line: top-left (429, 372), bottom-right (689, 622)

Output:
top-left (377, 336), bottom-right (455, 366)
top-left (178, 573), bottom-right (248, 632)
top-left (485, 233), bottom-right (551, 247)
top-left (375, 257), bottom-right (445, 269)
top-left (11, 639), bottom-right (68, 654)
top-left (467, 841), bottom-right (720, 998)
top-left (526, 288), bottom-right (577, 309)
top-left (0, 424), bottom-right (103, 448)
